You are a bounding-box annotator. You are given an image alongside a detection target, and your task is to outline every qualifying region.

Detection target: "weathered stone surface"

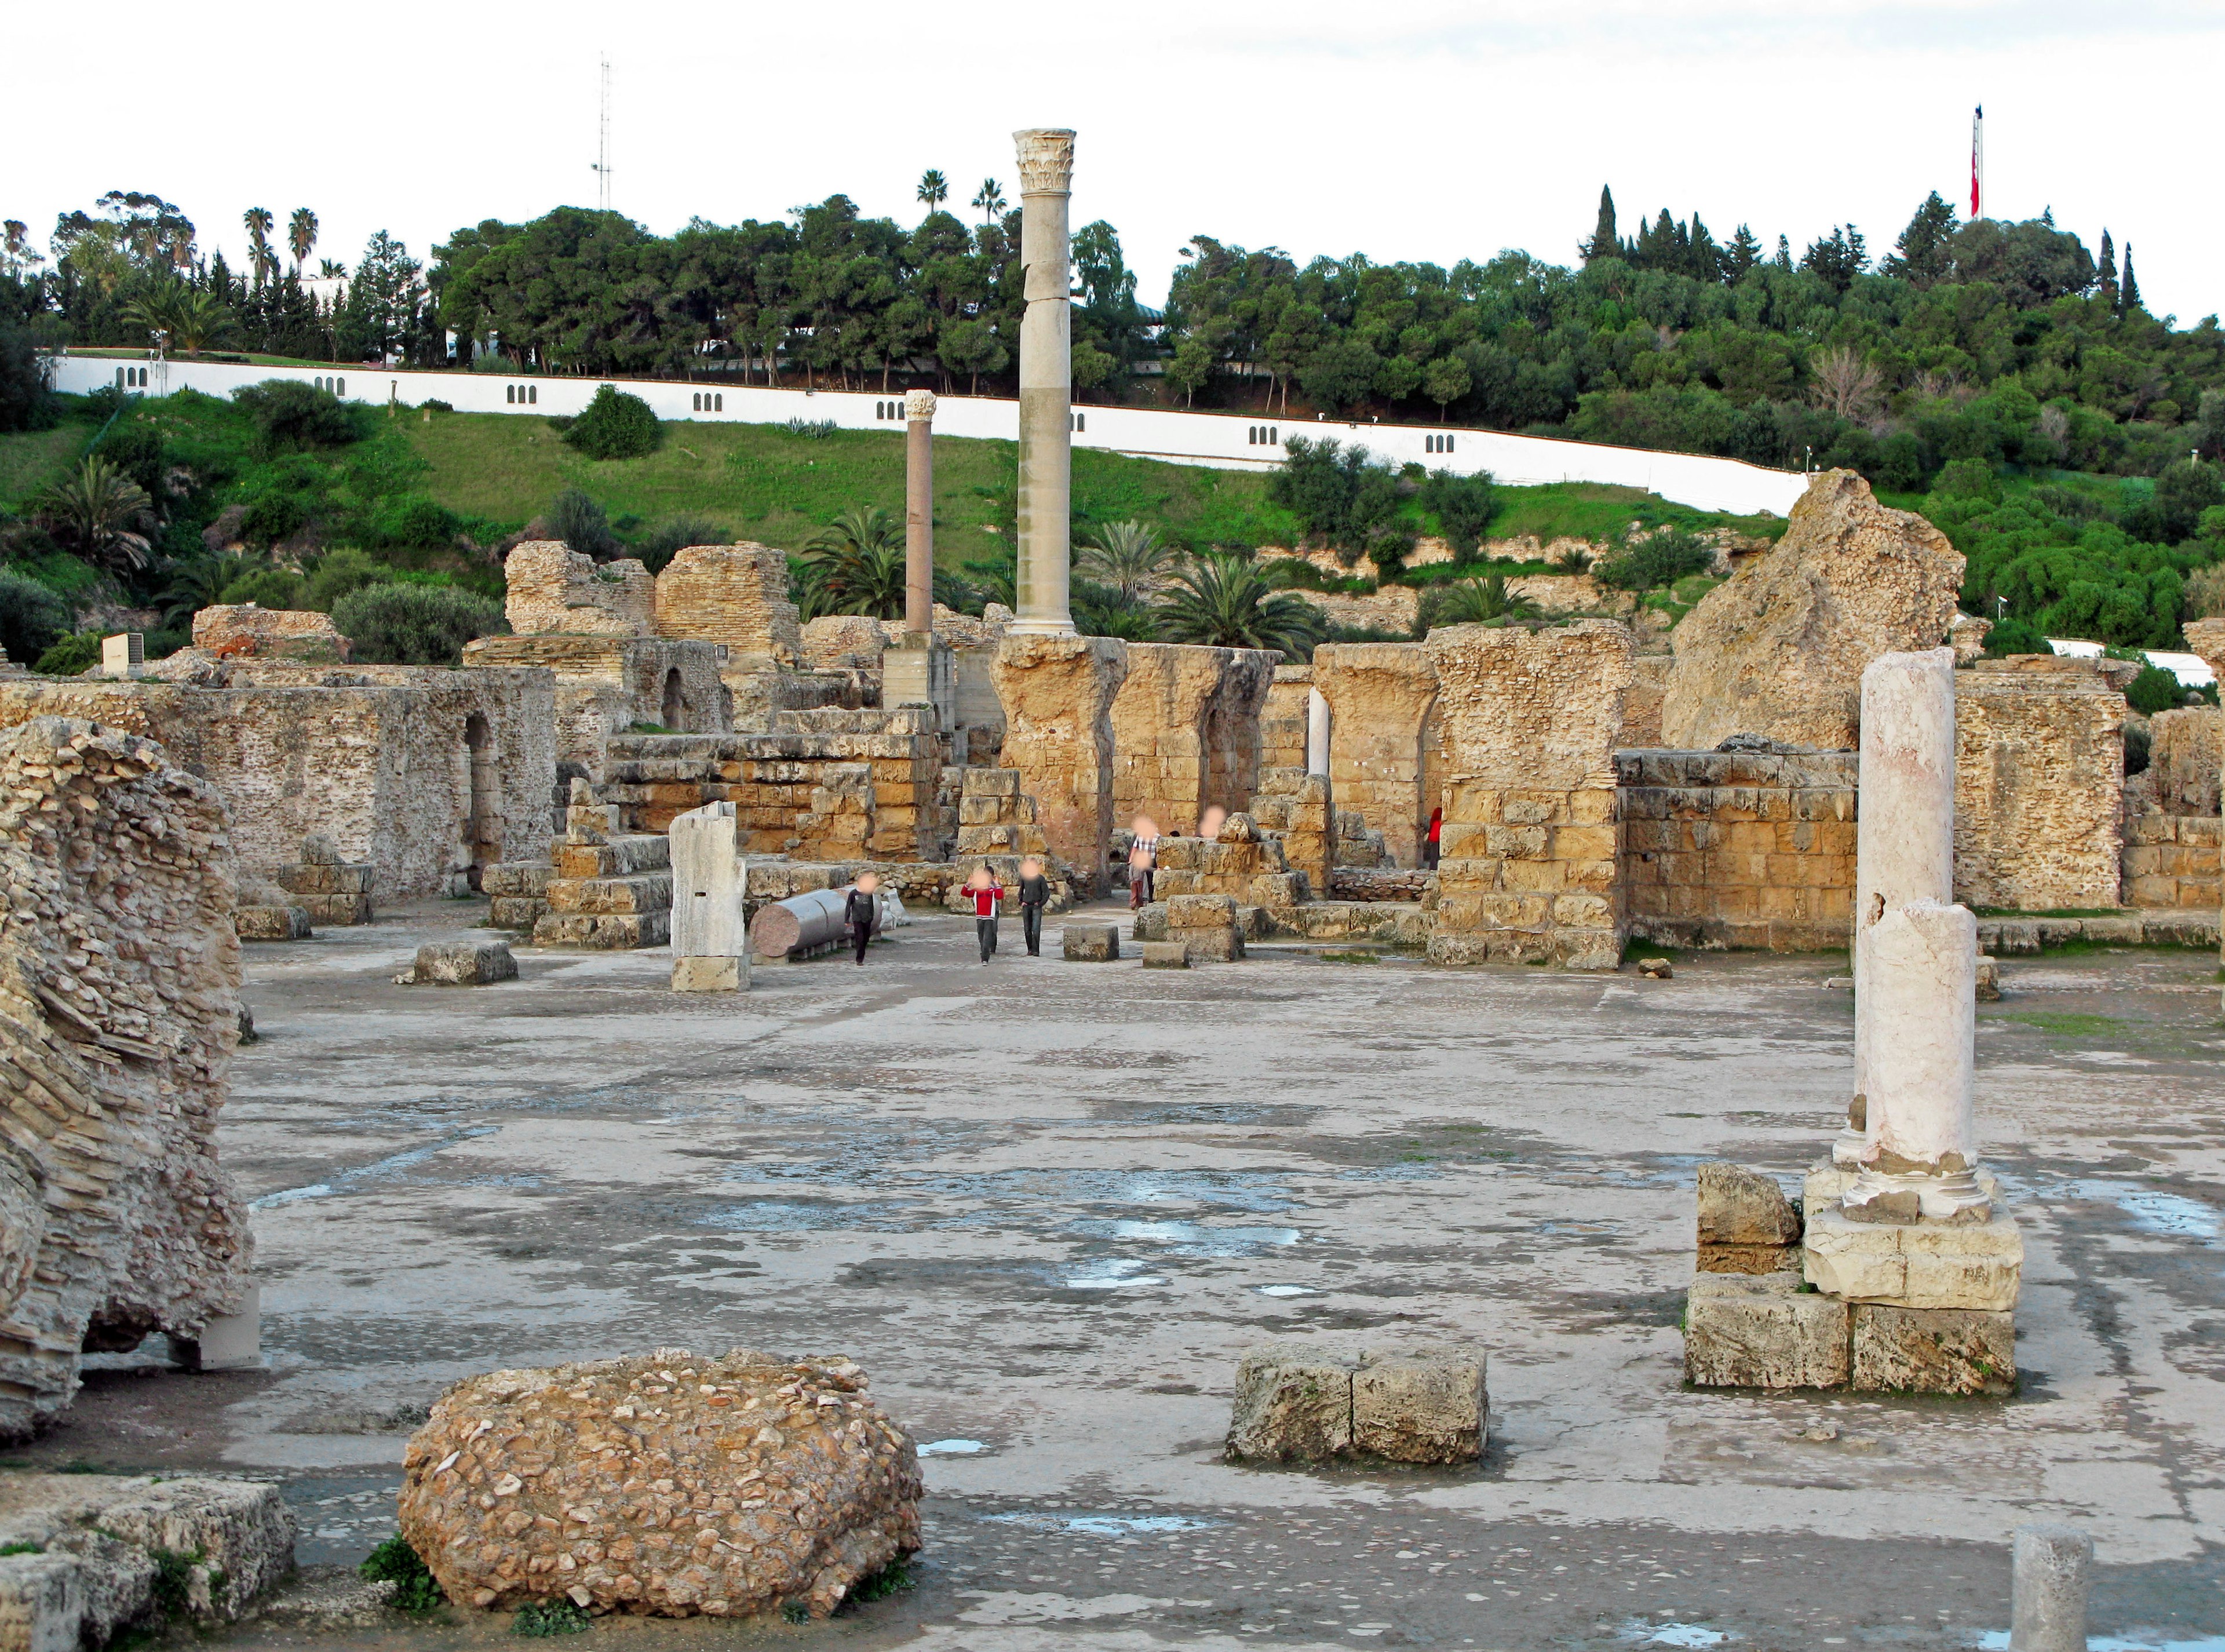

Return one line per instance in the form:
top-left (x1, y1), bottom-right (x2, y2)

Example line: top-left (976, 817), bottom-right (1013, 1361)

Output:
top-left (671, 956), bottom-right (743, 993)
top-left (504, 542), bottom-right (656, 637)
top-left (1802, 1201), bottom-right (2023, 1311)
top-left (1697, 1163), bottom-right (1803, 1246)
top-left (1180, 927), bottom-right (1245, 964)
top-left (0, 1474), bottom-right (294, 1644)
top-left (801, 614), bottom-right (891, 672)
top-left (1351, 1348), bottom-right (1487, 1464)
top-left (1661, 471), bottom-right (1964, 751)
top-left (191, 604), bottom-right (349, 662)
top-left (235, 904), bottom-right (312, 941)
top-left (406, 938), bottom-right (517, 986)
top-left (993, 634), bottom-right (1128, 892)
top-left (1312, 643), bottom-right (1439, 868)
top-left (1062, 922), bottom-right (1119, 962)
top-left (1697, 1243), bottom-right (1801, 1275)
top-left (397, 1348), bottom-right (920, 1620)
top-left (1167, 893), bottom-right (1238, 928)
top-left (652, 543), bottom-right (801, 667)
top-left (1109, 643), bottom-right (1276, 834)
top-left (1132, 903), bottom-right (1169, 942)
top-left (0, 718), bottom-right (253, 1435)
top-left (1227, 1343), bottom-right (1355, 1462)
top-left (1953, 658), bottom-right (2126, 912)
top-left (1139, 941), bottom-right (1189, 969)
top-left (1683, 1273), bottom-right (1849, 1390)
top-left (1850, 1304), bottom-right (2015, 1395)
top-left (669, 801), bottom-right (748, 967)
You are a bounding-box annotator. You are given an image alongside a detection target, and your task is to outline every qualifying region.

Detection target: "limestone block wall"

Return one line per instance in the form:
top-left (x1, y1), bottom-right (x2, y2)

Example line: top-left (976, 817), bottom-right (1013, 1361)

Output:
top-left (594, 710), bottom-right (941, 859)
top-left (463, 634), bottom-right (729, 776)
top-left (1617, 748), bottom-right (1859, 951)
top-left (1152, 820), bottom-right (1308, 919)
top-left (993, 635), bottom-right (1128, 894)
top-left (2121, 811), bottom-right (2220, 910)
top-left (652, 543), bottom-right (802, 668)
top-left (0, 668), bottom-right (556, 900)
top-left (1952, 658), bottom-right (2126, 912)
top-left (2148, 707), bottom-right (2220, 816)
top-left (191, 604), bottom-right (349, 661)
top-left (1108, 643), bottom-right (1276, 833)
top-left (1260, 666), bottom-right (1312, 775)
top-left (802, 615), bottom-right (891, 672)
top-left (1312, 643), bottom-right (1440, 868)
top-left (0, 717), bottom-right (251, 1434)
top-left (1425, 621), bottom-right (1633, 969)
top-left (1249, 767), bottom-right (1330, 895)
top-left (1622, 655), bottom-right (1673, 747)
top-left (504, 542), bottom-right (657, 637)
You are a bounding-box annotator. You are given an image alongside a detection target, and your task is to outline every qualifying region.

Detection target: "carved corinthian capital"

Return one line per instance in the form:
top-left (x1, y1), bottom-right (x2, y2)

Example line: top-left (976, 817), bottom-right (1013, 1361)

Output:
top-left (904, 389), bottom-right (937, 423)
top-left (1013, 128), bottom-right (1076, 195)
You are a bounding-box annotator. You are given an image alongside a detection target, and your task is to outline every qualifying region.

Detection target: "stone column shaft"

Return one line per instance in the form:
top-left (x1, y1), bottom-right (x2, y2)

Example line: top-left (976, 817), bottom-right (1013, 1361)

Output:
top-left (904, 389), bottom-right (936, 634)
top-left (1011, 127), bottom-right (1076, 637)
top-left (1307, 688), bottom-right (1331, 777)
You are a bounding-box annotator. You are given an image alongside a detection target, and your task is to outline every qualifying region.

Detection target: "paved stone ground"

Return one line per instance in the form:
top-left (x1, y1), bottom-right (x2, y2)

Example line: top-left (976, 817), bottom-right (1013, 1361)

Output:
top-left (25, 900), bottom-right (2225, 1650)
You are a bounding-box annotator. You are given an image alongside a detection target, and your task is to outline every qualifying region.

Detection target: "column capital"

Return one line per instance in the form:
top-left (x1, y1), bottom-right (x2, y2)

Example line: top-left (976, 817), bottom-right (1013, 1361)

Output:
top-left (1013, 129), bottom-right (1076, 194)
top-left (904, 388), bottom-right (937, 424)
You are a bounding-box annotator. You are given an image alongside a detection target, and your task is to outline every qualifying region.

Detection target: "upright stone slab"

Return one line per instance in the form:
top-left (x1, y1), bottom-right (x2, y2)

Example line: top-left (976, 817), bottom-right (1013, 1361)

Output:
top-left (1311, 643), bottom-right (1439, 867)
top-left (669, 800), bottom-right (749, 992)
top-left (993, 634), bottom-right (1126, 893)
top-left (1425, 621), bottom-right (1633, 969)
top-left (1953, 657), bottom-right (2128, 913)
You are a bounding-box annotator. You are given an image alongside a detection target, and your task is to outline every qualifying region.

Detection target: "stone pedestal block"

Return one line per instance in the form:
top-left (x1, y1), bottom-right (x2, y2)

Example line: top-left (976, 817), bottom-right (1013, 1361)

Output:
top-left (671, 956), bottom-right (744, 993)
top-left (883, 633), bottom-right (954, 730)
top-left (1140, 941), bottom-right (1189, 969)
top-left (1850, 1303), bottom-right (2014, 1394)
top-left (1801, 1202), bottom-right (2022, 1311)
top-left (1180, 927), bottom-right (1245, 964)
top-left (1227, 1344), bottom-right (1354, 1462)
top-left (406, 938), bottom-right (517, 986)
top-left (2011, 1525), bottom-right (2092, 1652)
top-left (1351, 1348), bottom-right (1487, 1464)
top-left (235, 906), bottom-right (312, 941)
top-left (1684, 1274), bottom-right (1850, 1390)
top-left (1063, 922), bottom-right (1119, 961)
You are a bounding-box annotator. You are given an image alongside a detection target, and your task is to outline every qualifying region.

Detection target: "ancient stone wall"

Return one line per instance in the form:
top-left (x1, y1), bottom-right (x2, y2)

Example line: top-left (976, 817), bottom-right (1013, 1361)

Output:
top-left (0, 668), bottom-right (556, 900)
top-left (1617, 748), bottom-right (1859, 951)
top-left (191, 605), bottom-right (349, 662)
top-left (1108, 643), bottom-right (1276, 833)
top-left (1953, 658), bottom-right (2126, 912)
top-left (1426, 621), bottom-right (1632, 968)
top-left (1312, 643), bottom-right (1439, 867)
top-left (503, 542), bottom-right (656, 637)
top-left (1249, 767), bottom-right (1330, 895)
top-left (594, 710), bottom-right (942, 860)
top-left (2147, 707), bottom-right (2221, 816)
top-left (2122, 810), bottom-right (2220, 910)
top-left (0, 718), bottom-right (251, 1436)
top-left (652, 542), bottom-right (802, 667)
top-left (1622, 655), bottom-right (1673, 747)
top-left (1661, 471), bottom-right (1964, 751)
top-left (1260, 666), bottom-right (1312, 775)
top-left (802, 615), bottom-right (891, 672)
top-left (462, 634), bottom-right (729, 776)
top-left (993, 635), bottom-right (1128, 894)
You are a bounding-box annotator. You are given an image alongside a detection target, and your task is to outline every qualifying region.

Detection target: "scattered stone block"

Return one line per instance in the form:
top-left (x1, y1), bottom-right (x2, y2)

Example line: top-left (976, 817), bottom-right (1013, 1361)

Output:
top-left (1227, 1343), bottom-right (1356, 1462)
top-left (1063, 922), bottom-right (1120, 962)
top-left (1975, 955), bottom-right (2001, 1001)
top-left (1802, 1201), bottom-right (2023, 1311)
top-left (402, 938), bottom-right (517, 986)
top-left (1351, 1347), bottom-right (1487, 1464)
top-left (1697, 1163), bottom-right (1803, 1246)
top-left (235, 905), bottom-right (312, 942)
top-left (1850, 1303), bottom-right (2015, 1395)
top-left (1166, 892), bottom-right (1238, 928)
top-left (1684, 1274), bottom-right (1850, 1390)
top-left (397, 1348), bottom-right (920, 1619)
top-left (1696, 1244), bottom-right (1802, 1276)
top-left (1180, 926), bottom-right (1245, 964)
top-left (1140, 941), bottom-right (1190, 969)
top-left (670, 956), bottom-right (743, 993)
top-left (1636, 957), bottom-right (1673, 978)
top-left (1132, 902), bottom-right (1168, 941)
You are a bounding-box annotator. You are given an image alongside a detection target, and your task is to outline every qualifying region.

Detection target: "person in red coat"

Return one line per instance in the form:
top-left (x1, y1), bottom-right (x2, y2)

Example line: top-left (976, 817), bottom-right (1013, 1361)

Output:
top-left (965, 865), bottom-right (1004, 963)
top-left (1425, 807), bottom-right (1442, 870)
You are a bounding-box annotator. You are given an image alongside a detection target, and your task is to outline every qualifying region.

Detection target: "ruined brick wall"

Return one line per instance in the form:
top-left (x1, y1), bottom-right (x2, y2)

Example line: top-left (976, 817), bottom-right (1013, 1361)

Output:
top-left (1953, 659), bottom-right (2125, 911)
top-left (504, 542), bottom-right (656, 637)
top-left (2123, 708), bottom-right (2221, 910)
top-left (1426, 621), bottom-right (1632, 969)
top-left (191, 604), bottom-right (349, 661)
top-left (1246, 767), bottom-right (1330, 898)
top-left (993, 636), bottom-right (1128, 894)
top-left (652, 543), bottom-right (801, 667)
top-left (801, 615), bottom-right (891, 672)
top-left (0, 669), bottom-right (556, 901)
top-left (462, 634), bottom-right (729, 776)
top-left (1312, 642), bottom-right (1439, 868)
top-left (1622, 655), bottom-right (1673, 747)
top-left (594, 710), bottom-right (940, 860)
top-left (1260, 666), bottom-right (1312, 776)
top-left (2148, 708), bottom-right (2220, 816)
top-left (0, 717), bottom-right (251, 1435)
top-left (1108, 644), bottom-right (1276, 833)
top-left (1617, 748), bottom-right (1858, 951)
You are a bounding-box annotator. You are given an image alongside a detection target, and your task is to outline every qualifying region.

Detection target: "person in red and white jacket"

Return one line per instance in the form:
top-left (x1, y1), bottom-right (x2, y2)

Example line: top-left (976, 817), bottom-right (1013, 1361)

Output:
top-left (964, 865), bottom-right (1004, 964)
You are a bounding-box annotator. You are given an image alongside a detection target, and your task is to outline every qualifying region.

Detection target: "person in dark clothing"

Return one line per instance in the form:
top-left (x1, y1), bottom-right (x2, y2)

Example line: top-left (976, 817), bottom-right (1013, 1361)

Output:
top-left (1016, 856), bottom-right (1051, 956)
top-left (965, 865), bottom-right (1003, 963)
top-left (844, 871), bottom-right (881, 964)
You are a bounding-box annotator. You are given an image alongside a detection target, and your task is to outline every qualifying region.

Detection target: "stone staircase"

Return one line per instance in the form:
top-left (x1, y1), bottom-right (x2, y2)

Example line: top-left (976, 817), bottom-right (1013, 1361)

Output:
top-left (525, 781), bottom-right (674, 949)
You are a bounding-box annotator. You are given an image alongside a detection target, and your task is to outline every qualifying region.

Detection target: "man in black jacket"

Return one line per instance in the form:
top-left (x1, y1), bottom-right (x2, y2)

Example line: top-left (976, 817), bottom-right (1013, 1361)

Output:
top-left (844, 871), bottom-right (881, 965)
top-left (1016, 856), bottom-right (1051, 956)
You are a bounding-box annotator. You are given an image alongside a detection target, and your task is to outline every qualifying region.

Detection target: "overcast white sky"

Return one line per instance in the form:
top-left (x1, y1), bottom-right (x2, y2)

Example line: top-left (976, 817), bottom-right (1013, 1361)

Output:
top-left (13, 0), bottom-right (2222, 322)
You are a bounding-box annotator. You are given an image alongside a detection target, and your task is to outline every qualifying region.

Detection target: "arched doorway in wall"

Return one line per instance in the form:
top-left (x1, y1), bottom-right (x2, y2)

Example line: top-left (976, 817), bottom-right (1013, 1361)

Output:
top-left (464, 713), bottom-right (498, 888)
top-left (661, 669), bottom-right (687, 732)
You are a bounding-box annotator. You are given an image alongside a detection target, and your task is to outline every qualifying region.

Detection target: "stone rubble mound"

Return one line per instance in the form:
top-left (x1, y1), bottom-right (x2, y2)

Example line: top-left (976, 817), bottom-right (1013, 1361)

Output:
top-left (397, 1347), bottom-right (921, 1621)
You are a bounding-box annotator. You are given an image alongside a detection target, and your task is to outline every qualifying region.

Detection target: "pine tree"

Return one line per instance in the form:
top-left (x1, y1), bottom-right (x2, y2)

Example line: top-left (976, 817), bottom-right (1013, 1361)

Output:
top-left (1725, 225), bottom-right (1763, 281)
top-left (2098, 231), bottom-right (2118, 307)
top-left (2120, 245), bottom-right (2142, 314)
top-left (1688, 213), bottom-right (1723, 282)
top-left (1884, 191), bottom-right (1957, 286)
top-left (1773, 234), bottom-right (1793, 271)
top-left (1581, 186), bottom-right (1619, 264)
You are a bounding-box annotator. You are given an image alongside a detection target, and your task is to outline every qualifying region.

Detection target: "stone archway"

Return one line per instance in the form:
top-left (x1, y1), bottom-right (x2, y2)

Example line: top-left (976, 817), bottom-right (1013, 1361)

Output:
top-left (661, 668), bottom-right (687, 732)
top-left (464, 712), bottom-right (498, 887)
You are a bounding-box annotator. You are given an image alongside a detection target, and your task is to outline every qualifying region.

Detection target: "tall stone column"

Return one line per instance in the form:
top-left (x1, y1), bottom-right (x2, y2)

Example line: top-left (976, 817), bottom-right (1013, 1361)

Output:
top-left (1307, 688), bottom-right (1331, 778)
top-left (1010, 127), bottom-right (1076, 637)
top-left (1839, 647), bottom-right (1956, 1166)
top-left (903, 389), bottom-right (935, 633)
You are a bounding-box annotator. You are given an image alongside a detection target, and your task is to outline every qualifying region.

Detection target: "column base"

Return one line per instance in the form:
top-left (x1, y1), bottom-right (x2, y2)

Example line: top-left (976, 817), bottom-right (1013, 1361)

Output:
top-left (1006, 618), bottom-right (1078, 637)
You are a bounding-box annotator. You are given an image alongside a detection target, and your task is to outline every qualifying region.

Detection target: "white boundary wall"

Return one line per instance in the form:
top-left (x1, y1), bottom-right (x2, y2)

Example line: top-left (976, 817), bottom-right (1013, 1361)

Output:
top-left (49, 353), bottom-right (1810, 519)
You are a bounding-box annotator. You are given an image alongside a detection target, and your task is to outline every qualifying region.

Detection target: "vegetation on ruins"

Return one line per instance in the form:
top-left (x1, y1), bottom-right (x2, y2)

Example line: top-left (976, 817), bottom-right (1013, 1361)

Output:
top-left (330, 579), bottom-right (505, 666)
top-left (0, 565), bottom-right (67, 662)
top-left (1075, 518), bottom-right (1179, 606)
top-left (798, 505), bottom-right (906, 620)
top-left (1154, 552), bottom-right (1327, 658)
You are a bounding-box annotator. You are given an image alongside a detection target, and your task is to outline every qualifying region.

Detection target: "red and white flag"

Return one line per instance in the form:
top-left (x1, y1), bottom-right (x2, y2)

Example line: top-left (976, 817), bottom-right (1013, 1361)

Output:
top-left (1970, 105), bottom-right (1985, 220)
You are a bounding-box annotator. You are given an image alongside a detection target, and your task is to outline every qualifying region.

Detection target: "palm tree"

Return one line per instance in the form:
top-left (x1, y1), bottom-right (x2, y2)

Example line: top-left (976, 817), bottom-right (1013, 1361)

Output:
top-left (121, 286), bottom-right (236, 357)
top-left (1155, 553), bottom-right (1326, 660)
top-left (1421, 574), bottom-right (1537, 630)
top-left (242, 207), bottom-right (276, 287)
top-left (37, 457), bottom-right (155, 572)
top-left (917, 170), bottom-right (949, 213)
top-left (158, 550), bottom-right (265, 626)
top-left (287, 207), bottom-right (318, 273)
top-left (803, 506), bottom-right (907, 618)
top-left (971, 178), bottom-right (1006, 224)
top-left (1075, 520), bottom-right (1177, 606)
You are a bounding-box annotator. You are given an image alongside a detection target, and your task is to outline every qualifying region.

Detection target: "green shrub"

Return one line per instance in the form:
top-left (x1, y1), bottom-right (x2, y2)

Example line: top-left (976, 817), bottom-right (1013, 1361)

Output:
top-left (1984, 615), bottom-right (2049, 657)
top-left (0, 1542), bottom-right (42, 1558)
top-left (0, 568), bottom-right (70, 664)
top-left (783, 418), bottom-right (837, 440)
top-left (513, 1599), bottom-right (590, 1636)
top-left (1417, 468), bottom-right (1498, 557)
top-left (148, 1546), bottom-right (201, 1618)
top-left (219, 567), bottom-right (309, 608)
top-left (562, 385), bottom-right (661, 461)
top-left (305, 547), bottom-right (399, 611)
top-left (546, 488), bottom-right (621, 558)
top-left (231, 380), bottom-right (365, 454)
top-left (366, 496), bottom-right (464, 552)
top-left (2126, 663), bottom-right (2187, 716)
top-left (1592, 527), bottom-right (1715, 590)
top-left (632, 514), bottom-right (724, 574)
top-left (34, 632), bottom-right (101, 676)
top-left (360, 1534), bottom-right (443, 1612)
top-left (845, 1558), bottom-right (916, 1606)
top-left (240, 490), bottom-right (308, 546)
top-left (331, 584), bottom-right (506, 665)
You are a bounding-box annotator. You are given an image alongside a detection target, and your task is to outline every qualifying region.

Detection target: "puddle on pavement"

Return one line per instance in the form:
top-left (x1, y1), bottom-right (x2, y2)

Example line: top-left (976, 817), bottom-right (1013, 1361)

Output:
top-left (983, 1511), bottom-right (1216, 1537)
top-left (1071, 1218), bottom-right (1303, 1257)
top-left (250, 1126), bottom-right (501, 1209)
top-left (1059, 1259), bottom-right (1168, 1291)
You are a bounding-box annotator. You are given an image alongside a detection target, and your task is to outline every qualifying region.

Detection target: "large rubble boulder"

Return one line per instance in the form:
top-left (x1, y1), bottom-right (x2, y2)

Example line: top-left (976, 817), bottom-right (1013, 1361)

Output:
top-left (1660, 471), bottom-right (1964, 751)
top-left (0, 718), bottom-right (252, 1435)
top-left (397, 1347), bottom-right (921, 1620)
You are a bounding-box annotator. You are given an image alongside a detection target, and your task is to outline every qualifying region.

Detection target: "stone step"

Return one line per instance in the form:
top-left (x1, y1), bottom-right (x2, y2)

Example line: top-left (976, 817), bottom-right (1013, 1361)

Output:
top-left (532, 911), bottom-right (672, 949)
top-left (544, 873), bottom-right (674, 916)
top-left (554, 835), bottom-right (670, 879)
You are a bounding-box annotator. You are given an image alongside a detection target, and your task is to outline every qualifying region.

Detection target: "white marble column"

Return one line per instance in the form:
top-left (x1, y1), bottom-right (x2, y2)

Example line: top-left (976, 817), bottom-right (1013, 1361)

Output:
top-left (1009, 127), bottom-right (1076, 637)
top-left (1306, 688), bottom-right (1331, 777)
top-left (1851, 896), bottom-right (1988, 1218)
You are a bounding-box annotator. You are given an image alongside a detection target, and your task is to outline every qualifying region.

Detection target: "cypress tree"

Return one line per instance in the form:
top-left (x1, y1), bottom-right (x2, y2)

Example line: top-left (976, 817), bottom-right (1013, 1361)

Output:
top-left (1726, 225), bottom-right (1763, 281)
top-left (2098, 231), bottom-right (2118, 307)
top-left (1581, 187), bottom-right (1619, 264)
top-left (2120, 245), bottom-right (2142, 314)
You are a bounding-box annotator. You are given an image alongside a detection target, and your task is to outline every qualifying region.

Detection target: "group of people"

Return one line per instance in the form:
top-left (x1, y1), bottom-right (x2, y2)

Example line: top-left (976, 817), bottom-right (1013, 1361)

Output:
top-left (841, 859), bottom-right (1053, 967)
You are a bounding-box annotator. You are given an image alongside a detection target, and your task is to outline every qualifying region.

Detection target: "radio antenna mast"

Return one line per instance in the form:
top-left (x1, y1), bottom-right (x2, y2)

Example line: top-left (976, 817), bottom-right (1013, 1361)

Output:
top-left (593, 56), bottom-right (613, 211)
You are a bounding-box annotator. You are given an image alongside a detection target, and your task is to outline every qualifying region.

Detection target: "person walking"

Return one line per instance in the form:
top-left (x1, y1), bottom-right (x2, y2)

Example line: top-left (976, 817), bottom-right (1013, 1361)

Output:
top-left (965, 865), bottom-right (1004, 963)
top-left (844, 871), bottom-right (881, 965)
top-left (1017, 856), bottom-right (1051, 956)
top-left (1424, 807), bottom-right (1442, 870)
top-left (1128, 815), bottom-right (1160, 909)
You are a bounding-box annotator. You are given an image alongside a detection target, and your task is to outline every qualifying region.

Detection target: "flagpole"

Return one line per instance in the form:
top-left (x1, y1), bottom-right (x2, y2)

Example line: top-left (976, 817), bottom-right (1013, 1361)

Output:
top-left (1971, 105), bottom-right (1985, 221)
